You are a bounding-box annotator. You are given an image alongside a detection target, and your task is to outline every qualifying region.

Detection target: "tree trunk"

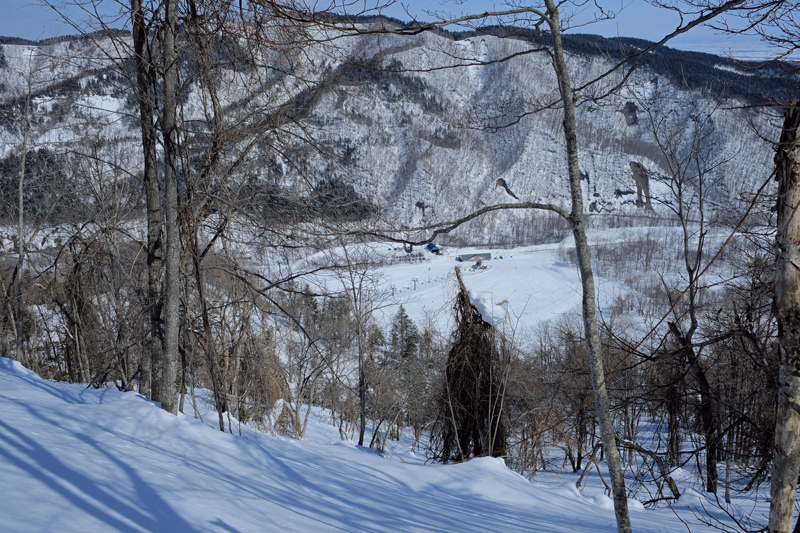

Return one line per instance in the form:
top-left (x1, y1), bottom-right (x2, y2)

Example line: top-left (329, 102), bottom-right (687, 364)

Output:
top-left (194, 235), bottom-right (226, 431)
top-left (771, 101), bottom-right (800, 533)
top-left (668, 322), bottom-right (719, 493)
top-left (10, 76), bottom-right (32, 364)
top-left (357, 319), bottom-right (367, 446)
top-left (667, 379), bottom-right (682, 467)
top-left (160, 0), bottom-right (180, 415)
top-left (545, 2), bottom-right (631, 531)
top-left (131, 0), bottom-right (163, 401)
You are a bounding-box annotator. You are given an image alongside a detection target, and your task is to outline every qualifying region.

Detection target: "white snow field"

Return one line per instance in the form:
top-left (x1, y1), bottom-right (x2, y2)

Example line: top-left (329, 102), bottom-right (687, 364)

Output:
top-left (0, 238), bottom-right (772, 532)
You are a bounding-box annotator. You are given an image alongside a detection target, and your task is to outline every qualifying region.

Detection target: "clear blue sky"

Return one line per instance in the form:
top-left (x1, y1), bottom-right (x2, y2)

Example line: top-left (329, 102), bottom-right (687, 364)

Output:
top-left (0, 0), bottom-right (771, 59)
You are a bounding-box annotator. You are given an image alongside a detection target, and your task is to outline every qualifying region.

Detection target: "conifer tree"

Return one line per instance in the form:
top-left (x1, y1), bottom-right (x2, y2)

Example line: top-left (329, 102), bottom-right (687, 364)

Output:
top-left (389, 305), bottom-right (419, 363)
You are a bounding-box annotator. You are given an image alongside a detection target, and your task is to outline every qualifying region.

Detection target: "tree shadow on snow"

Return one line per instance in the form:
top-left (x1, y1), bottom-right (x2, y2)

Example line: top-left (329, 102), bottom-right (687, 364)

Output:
top-left (0, 401), bottom-right (197, 533)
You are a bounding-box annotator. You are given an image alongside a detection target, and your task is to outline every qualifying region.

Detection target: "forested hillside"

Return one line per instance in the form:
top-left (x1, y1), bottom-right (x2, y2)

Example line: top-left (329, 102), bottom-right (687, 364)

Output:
top-left (0, 19), bottom-right (792, 242)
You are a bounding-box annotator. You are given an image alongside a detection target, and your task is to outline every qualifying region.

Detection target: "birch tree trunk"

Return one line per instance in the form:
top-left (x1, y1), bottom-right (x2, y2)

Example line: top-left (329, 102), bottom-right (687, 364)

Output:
top-left (13, 77), bottom-right (31, 364)
top-left (544, 2), bottom-right (631, 531)
top-left (770, 101), bottom-right (800, 533)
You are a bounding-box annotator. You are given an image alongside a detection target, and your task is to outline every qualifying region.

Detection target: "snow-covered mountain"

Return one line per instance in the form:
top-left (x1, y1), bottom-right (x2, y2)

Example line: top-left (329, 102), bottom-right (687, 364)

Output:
top-left (0, 25), bottom-right (790, 243)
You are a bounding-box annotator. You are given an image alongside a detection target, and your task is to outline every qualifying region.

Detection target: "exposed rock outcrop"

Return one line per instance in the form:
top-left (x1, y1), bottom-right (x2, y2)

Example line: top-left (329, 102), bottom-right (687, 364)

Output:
top-left (630, 162), bottom-right (653, 210)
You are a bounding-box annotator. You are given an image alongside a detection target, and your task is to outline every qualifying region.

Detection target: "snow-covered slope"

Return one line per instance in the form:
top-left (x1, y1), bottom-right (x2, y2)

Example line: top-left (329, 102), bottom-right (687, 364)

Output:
top-left (0, 355), bottom-right (764, 532)
top-left (369, 242), bottom-right (584, 338)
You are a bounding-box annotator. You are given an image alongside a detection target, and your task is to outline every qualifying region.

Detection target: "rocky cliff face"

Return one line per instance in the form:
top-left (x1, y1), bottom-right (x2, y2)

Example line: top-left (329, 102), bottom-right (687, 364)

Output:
top-left (0, 26), bottom-right (783, 244)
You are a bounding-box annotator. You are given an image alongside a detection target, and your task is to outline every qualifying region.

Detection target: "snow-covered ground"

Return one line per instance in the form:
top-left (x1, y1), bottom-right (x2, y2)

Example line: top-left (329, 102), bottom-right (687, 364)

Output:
top-left (374, 242), bottom-right (583, 338)
top-left (0, 232), bottom-right (772, 532)
top-left (0, 356), bottom-right (767, 532)
top-left (333, 227), bottom-right (706, 339)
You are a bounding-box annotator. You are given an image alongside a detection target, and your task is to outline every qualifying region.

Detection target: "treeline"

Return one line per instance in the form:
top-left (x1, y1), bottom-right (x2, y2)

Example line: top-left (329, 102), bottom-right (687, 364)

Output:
top-left (0, 29), bottom-right (128, 46)
top-left (446, 26), bottom-right (798, 104)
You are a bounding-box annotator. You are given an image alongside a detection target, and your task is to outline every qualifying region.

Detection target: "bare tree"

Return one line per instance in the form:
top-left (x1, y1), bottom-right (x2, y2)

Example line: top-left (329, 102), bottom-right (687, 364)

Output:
top-left (130, 0), bottom-right (165, 403)
top-left (330, 241), bottom-right (390, 446)
top-left (636, 92), bottom-right (734, 493)
top-left (694, 2), bottom-right (800, 527)
top-left (1, 53), bottom-right (34, 364)
top-left (771, 101), bottom-right (800, 533)
top-left (430, 267), bottom-right (509, 462)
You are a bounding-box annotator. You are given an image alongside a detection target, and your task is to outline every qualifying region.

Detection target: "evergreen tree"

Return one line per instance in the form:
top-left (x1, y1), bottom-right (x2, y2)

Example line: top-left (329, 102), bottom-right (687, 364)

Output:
top-left (389, 305), bottom-right (419, 363)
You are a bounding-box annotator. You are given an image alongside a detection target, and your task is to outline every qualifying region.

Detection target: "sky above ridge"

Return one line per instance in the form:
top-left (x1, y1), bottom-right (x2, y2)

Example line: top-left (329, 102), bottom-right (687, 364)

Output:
top-left (0, 0), bottom-right (777, 60)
